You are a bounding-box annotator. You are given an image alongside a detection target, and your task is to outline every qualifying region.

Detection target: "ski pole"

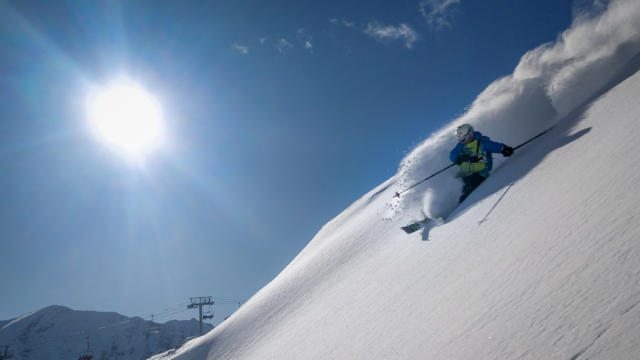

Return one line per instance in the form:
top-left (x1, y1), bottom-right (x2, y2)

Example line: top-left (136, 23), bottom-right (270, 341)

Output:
top-left (512, 127), bottom-right (552, 151)
top-left (393, 163), bottom-right (455, 198)
top-left (393, 126), bottom-right (553, 198)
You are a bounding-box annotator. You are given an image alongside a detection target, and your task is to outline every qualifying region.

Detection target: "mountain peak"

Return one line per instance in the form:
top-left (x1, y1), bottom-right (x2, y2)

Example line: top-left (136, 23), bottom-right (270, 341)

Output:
top-left (0, 306), bottom-right (212, 360)
top-left (37, 304), bottom-right (72, 314)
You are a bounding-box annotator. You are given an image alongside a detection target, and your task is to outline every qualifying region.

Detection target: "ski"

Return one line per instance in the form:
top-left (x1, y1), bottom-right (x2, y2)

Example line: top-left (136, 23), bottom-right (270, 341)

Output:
top-left (401, 218), bottom-right (432, 234)
top-left (401, 216), bottom-right (445, 235)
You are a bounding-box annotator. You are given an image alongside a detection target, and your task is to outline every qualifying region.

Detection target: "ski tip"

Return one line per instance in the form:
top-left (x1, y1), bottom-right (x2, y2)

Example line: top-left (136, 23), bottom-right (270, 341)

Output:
top-left (393, 192), bottom-right (400, 198)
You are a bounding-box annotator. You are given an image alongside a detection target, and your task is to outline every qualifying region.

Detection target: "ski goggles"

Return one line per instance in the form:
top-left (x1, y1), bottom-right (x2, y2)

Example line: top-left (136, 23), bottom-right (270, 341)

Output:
top-left (457, 132), bottom-right (474, 143)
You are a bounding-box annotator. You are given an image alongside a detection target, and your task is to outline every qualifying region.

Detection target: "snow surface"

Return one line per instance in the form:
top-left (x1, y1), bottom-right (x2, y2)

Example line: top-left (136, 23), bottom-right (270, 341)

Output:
top-left (152, 1), bottom-right (640, 359)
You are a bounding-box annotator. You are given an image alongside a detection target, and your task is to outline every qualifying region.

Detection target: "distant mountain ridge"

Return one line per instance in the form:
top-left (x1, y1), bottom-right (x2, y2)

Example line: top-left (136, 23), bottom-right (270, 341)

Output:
top-left (0, 305), bottom-right (213, 360)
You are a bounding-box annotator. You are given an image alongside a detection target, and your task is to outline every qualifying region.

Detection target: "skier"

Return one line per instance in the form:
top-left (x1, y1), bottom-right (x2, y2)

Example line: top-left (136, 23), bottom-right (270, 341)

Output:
top-left (450, 124), bottom-right (514, 203)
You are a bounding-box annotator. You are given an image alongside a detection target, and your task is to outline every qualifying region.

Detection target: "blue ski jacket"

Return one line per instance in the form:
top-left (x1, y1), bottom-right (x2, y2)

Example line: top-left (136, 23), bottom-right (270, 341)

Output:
top-left (449, 131), bottom-right (506, 177)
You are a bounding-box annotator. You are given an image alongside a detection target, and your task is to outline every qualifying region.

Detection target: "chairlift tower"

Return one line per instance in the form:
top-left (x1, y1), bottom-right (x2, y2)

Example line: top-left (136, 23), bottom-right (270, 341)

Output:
top-left (188, 296), bottom-right (214, 335)
top-left (77, 337), bottom-right (93, 360)
top-left (146, 314), bottom-right (161, 335)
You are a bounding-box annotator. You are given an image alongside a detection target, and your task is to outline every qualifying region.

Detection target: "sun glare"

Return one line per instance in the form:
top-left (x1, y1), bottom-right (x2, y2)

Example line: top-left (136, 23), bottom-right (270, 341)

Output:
top-left (86, 81), bottom-right (165, 160)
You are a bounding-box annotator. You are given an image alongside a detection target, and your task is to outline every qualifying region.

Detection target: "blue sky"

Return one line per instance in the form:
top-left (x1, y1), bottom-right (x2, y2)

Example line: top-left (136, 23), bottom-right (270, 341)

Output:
top-left (0, 0), bottom-right (578, 323)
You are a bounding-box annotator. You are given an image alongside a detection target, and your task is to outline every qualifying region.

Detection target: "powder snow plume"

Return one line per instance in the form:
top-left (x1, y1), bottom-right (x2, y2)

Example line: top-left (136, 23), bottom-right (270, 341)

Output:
top-left (391, 0), bottom-right (640, 219)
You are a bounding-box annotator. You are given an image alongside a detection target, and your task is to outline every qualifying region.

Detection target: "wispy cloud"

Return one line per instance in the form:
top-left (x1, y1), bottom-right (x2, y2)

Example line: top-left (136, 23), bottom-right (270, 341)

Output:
top-left (419, 0), bottom-right (461, 30)
top-left (232, 43), bottom-right (249, 55)
top-left (364, 22), bottom-right (419, 49)
top-left (259, 30), bottom-right (313, 54)
top-left (297, 28), bottom-right (314, 53)
top-left (275, 38), bottom-right (294, 53)
top-left (329, 18), bottom-right (356, 28)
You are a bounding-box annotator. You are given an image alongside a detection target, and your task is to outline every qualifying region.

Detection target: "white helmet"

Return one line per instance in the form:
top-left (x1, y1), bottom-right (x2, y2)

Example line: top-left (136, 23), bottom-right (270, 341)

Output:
top-left (455, 124), bottom-right (474, 143)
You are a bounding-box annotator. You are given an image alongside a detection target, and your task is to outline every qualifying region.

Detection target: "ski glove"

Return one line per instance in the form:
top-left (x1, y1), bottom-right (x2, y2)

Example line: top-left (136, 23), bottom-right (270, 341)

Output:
top-left (501, 145), bottom-right (514, 157)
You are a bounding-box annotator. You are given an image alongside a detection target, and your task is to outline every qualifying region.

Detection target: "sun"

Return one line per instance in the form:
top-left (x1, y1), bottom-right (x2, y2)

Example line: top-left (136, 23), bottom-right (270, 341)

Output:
top-left (86, 80), bottom-right (165, 159)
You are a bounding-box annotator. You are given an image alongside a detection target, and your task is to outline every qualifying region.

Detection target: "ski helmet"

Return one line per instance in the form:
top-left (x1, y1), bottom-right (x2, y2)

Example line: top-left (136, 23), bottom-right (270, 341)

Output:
top-left (456, 124), bottom-right (474, 143)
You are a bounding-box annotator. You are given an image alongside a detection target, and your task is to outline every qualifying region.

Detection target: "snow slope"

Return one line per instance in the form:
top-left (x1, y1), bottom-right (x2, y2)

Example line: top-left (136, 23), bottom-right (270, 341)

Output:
top-left (152, 1), bottom-right (640, 359)
top-left (0, 305), bottom-right (212, 360)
